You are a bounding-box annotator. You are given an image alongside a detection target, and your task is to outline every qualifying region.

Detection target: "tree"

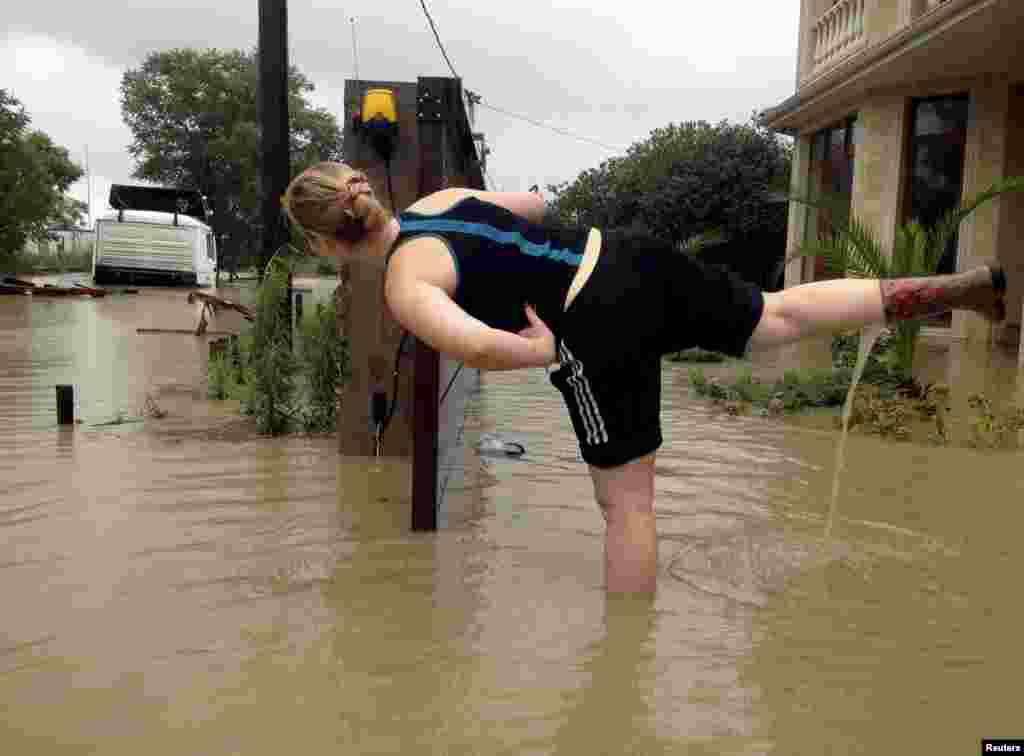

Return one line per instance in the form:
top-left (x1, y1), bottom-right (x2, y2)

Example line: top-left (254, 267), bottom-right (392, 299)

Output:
top-left (120, 48), bottom-right (343, 272)
top-left (0, 89), bottom-right (85, 259)
top-left (548, 116), bottom-right (791, 244)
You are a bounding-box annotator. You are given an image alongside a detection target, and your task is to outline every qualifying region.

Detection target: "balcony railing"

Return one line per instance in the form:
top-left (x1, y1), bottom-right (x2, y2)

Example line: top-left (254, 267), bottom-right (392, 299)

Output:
top-left (914, 0), bottom-right (951, 19)
top-left (811, 0), bottom-right (867, 72)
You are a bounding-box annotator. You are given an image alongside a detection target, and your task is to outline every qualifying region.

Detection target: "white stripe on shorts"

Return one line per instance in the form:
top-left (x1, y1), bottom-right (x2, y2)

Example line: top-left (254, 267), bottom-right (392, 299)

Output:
top-left (559, 343), bottom-right (609, 445)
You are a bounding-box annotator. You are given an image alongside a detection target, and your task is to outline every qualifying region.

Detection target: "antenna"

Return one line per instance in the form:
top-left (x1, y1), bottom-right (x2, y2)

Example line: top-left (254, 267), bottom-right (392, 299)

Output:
top-left (465, 89), bottom-right (481, 127)
top-left (351, 17), bottom-right (360, 83)
top-left (84, 145), bottom-right (92, 228)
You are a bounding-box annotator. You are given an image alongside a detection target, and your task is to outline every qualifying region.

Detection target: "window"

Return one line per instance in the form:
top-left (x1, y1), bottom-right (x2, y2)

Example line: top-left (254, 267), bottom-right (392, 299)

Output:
top-left (807, 114), bottom-right (858, 280)
top-left (906, 95), bottom-right (969, 265)
top-left (904, 94), bottom-right (969, 325)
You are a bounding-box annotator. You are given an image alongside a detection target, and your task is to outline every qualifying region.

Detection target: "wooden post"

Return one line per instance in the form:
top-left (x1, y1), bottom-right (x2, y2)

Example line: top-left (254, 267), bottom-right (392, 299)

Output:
top-left (411, 79), bottom-right (446, 532)
top-left (56, 385), bottom-right (74, 425)
top-left (209, 337), bottom-right (228, 362)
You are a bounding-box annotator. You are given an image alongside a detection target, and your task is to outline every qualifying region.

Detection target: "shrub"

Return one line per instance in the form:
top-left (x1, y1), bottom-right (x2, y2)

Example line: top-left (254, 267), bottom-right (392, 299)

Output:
top-left (206, 257), bottom-right (351, 436)
top-left (245, 258), bottom-right (299, 435)
top-left (299, 297), bottom-right (350, 433)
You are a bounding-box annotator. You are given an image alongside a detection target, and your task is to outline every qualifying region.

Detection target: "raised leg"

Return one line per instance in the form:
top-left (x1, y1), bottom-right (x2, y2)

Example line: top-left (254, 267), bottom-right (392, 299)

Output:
top-left (750, 266), bottom-right (1006, 348)
top-left (589, 452), bottom-right (658, 595)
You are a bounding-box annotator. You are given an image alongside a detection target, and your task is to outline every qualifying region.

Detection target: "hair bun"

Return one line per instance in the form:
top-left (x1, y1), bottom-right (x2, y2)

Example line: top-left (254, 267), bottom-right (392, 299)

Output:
top-left (351, 192), bottom-right (388, 232)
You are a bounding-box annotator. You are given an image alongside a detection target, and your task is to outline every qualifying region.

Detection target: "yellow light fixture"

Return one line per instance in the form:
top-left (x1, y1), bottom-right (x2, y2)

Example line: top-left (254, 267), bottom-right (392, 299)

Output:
top-left (355, 88), bottom-right (399, 160)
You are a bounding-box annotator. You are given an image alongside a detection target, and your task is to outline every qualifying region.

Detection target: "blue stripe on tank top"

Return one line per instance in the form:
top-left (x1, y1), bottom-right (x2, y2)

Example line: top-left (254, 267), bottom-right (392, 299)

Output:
top-left (398, 219), bottom-right (583, 267)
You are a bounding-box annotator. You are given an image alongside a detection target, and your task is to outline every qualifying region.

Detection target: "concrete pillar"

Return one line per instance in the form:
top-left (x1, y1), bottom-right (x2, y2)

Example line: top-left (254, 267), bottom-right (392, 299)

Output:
top-left (784, 134), bottom-right (812, 289)
top-left (954, 75), bottom-right (1011, 344)
top-left (998, 85), bottom-right (1024, 355)
top-left (850, 94), bottom-right (909, 262)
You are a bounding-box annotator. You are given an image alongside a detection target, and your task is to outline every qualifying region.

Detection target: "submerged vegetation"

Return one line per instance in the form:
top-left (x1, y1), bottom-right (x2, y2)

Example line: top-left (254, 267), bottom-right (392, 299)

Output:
top-left (207, 256), bottom-right (350, 435)
top-left (687, 330), bottom-right (1024, 450)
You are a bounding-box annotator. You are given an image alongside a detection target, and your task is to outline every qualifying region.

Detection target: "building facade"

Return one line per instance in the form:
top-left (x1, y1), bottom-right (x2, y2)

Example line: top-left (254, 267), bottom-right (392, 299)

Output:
top-left (763, 0), bottom-right (1024, 348)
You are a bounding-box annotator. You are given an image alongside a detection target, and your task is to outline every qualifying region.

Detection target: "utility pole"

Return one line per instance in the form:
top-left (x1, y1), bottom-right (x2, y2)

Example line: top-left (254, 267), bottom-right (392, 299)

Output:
top-left (258, 0), bottom-right (291, 274)
top-left (258, 0), bottom-right (292, 342)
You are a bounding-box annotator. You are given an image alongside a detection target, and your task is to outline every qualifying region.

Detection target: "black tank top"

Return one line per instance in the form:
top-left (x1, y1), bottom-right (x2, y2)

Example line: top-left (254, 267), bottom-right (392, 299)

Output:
top-left (386, 196), bottom-right (591, 336)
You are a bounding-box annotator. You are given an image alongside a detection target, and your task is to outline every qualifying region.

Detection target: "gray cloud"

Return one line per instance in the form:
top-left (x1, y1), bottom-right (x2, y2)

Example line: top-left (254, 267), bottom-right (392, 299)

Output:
top-left (5, 0), bottom-right (800, 198)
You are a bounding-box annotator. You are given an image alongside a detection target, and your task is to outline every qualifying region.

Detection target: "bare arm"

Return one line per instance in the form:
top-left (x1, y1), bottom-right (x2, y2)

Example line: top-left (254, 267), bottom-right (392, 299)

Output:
top-left (467, 190), bottom-right (547, 224)
top-left (384, 273), bottom-right (555, 371)
top-left (420, 188), bottom-right (547, 225)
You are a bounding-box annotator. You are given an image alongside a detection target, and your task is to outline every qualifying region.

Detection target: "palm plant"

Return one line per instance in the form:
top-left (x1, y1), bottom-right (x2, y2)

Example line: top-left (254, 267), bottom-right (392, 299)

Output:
top-left (790, 176), bottom-right (1024, 375)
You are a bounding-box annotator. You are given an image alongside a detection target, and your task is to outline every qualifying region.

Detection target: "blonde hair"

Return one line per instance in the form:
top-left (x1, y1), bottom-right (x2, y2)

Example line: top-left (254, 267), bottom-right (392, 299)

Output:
top-left (281, 162), bottom-right (391, 246)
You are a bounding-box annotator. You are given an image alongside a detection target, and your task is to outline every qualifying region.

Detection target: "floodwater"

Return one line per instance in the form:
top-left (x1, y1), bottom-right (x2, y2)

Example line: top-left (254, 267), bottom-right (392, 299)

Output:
top-left (3, 276), bottom-right (1024, 754)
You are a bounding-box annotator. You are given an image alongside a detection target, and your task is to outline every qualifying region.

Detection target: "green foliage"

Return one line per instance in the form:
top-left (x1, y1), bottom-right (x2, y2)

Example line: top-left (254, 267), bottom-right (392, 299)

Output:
top-left (690, 328), bottom-right (1024, 449)
top-left (316, 257), bottom-right (339, 276)
top-left (299, 296), bottom-right (350, 433)
top-left (689, 329), bottom-right (915, 416)
top-left (207, 259), bottom-right (350, 435)
top-left (548, 116), bottom-right (791, 242)
top-left (3, 240), bottom-right (93, 274)
top-left (245, 257), bottom-right (300, 435)
top-left (830, 330), bottom-right (910, 391)
top-left (120, 48), bottom-right (343, 271)
top-left (0, 89), bottom-right (86, 258)
top-left (790, 176), bottom-right (1024, 374)
top-left (207, 341), bottom-right (248, 402)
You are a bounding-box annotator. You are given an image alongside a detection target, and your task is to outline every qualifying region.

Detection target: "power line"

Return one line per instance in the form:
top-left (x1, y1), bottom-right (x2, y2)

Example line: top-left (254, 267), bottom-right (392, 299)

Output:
top-left (418, 0), bottom-right (459, 80)
top-left (413, 3), bottom-right (625, 167)
top-left (472, 96), bottom-right (627, 154)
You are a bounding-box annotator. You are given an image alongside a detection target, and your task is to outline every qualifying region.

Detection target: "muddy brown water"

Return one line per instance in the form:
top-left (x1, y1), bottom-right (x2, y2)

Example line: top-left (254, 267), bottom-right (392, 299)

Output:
top-left (3, 274), bottom-right (1024, 754)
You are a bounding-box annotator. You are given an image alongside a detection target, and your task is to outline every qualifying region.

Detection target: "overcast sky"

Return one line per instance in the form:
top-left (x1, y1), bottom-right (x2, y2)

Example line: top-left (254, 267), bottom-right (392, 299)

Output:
top-left (4, 0), bottom-right (801, 225)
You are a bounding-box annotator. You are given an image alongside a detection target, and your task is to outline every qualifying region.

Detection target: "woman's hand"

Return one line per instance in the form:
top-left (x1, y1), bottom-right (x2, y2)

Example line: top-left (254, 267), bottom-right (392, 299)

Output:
top-left (518, 303), bottom-right (557, 366)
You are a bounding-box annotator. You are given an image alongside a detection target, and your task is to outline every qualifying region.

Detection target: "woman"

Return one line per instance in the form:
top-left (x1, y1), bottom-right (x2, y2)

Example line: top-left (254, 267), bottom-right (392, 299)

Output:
top-left (282, 161), bottom-right (1007, 594)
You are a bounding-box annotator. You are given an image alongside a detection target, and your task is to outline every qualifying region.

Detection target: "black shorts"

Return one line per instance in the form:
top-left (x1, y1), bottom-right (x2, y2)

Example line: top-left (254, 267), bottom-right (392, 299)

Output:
top-left (549, 230), bottom-right (764, 469)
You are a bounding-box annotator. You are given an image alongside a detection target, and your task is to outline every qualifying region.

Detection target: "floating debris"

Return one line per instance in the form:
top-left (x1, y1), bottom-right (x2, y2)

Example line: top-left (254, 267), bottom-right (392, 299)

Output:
top-left (477, 434), bottom-right (526, 458)
top-left (1, 277), bottom-right (109, 298)
top-left (187, 291), bottom-right (254, 335)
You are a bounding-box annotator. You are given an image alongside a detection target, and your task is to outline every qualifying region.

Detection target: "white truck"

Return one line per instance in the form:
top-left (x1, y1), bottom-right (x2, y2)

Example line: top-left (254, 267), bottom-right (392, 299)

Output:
top-left (92, 185), bottom-right (217, 287)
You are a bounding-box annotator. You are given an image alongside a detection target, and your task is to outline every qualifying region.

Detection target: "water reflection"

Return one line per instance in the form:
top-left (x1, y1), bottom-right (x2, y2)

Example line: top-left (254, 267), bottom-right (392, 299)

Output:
top-left (1, 273), bottom-right (335, 431)
top-left (553, 595), bottom-right (671, 754)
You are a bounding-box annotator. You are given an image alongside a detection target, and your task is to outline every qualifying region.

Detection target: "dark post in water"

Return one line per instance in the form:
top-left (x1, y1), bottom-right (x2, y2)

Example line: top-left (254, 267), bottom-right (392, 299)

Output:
top-left (56, 385), bottom-right (74, 425)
